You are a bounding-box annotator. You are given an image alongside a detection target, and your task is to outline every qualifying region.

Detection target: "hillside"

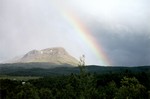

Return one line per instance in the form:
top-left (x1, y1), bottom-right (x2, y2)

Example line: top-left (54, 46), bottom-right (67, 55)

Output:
top-left (5, 47), bottom-right (79, 66)
top-left (0, 63), bottom-right (149, 76)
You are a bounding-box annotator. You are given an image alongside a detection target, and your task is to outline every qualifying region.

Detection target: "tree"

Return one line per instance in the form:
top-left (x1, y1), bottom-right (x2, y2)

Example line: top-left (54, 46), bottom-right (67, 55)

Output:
top-left (115, 77), bottom-right (147, 99)
top-left (16, 83), bottom-right (39, 99)
top-left (39, 88), bottom-right (53, 99)
top-left (77, 55), bottom-right (98, 98)
top-left (78, 55), bottom-right (86, 75)
top-left (100, 81), bottom-right (118, 99)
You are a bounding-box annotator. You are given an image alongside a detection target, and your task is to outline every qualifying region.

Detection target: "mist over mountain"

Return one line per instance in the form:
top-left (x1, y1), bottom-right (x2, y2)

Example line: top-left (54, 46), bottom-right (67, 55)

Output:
top-left (0, 0), bottom-right (149, 66)
top-left (5, 47), bottom-right (79, 66)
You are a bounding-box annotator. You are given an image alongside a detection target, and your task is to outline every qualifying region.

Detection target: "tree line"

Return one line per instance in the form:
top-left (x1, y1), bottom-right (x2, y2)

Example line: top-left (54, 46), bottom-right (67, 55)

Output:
top-left (0, 56), bottom-right (150, 99)
top-left (0, 68), bottom-right (150, 99)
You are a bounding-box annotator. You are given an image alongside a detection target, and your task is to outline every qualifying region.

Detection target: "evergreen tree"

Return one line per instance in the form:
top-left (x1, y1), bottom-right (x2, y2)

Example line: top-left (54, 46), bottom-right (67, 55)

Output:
top-left (16, 83), bottom-right (39, 99)
top-left (39, 88), bottom-right (53, 99)
top-left (77, 55), bottom-right (98, 98)
top-left (115, 77), bottom-right (147, 99)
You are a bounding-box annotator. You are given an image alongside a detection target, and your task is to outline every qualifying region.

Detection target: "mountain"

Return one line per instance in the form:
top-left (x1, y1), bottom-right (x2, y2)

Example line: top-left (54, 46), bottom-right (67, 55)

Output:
top-left (5, 47), bottom-right (79, 66)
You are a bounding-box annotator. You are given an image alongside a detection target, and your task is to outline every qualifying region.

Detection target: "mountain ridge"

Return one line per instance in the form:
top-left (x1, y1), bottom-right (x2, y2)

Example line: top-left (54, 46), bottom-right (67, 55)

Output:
top-left (4, 47), bottom-right (79, 66)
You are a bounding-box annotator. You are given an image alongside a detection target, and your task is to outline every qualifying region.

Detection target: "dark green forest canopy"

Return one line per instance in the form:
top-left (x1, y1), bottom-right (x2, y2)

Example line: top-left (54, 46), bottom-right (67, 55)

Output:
top-left (0, 62), bottom-right (149, 76)
top-left (0, 67), bottom-right (150, 99)
top-left (0, 62), bottom-right (150, 98)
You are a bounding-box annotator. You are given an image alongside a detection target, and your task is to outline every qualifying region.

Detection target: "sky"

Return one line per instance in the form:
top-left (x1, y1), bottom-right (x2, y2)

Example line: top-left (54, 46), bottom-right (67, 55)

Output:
top-left (0, 0), bottom-right (150, 66)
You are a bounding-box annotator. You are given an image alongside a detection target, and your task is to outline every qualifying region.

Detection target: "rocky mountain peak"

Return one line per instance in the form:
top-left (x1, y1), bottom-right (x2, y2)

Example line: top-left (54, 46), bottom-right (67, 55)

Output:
top-left (41, 47), bottom-right (67, 55)
top-left (15, 47), bottom-right (78, 66)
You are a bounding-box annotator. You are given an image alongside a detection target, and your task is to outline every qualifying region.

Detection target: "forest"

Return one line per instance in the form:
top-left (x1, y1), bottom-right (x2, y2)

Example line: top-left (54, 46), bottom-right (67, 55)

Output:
top-left (0, 64), bottom-right (150, 99)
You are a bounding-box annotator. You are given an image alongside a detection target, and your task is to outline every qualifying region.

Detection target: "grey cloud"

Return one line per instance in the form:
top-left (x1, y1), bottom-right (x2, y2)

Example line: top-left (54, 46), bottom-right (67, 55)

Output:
top-left (0, 0), bottom-right (150, 66)
top-left (88, 22), bottom-right (150, 66)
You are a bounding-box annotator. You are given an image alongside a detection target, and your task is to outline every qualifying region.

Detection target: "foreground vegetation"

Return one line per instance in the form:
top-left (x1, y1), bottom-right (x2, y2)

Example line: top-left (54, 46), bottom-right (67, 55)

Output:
top-left (0, 75), bottom-right (40, 81)
top-left (0, 64), bottom-right (150, 76)
top-left (1, 67), bottom-right (150, 99)
top-left (1, 57), bottom-right (150, 99)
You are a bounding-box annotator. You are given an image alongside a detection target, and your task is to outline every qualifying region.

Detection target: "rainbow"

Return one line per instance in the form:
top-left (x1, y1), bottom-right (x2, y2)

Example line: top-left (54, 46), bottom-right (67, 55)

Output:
top-left (53, 2), bottom-right (111, 66)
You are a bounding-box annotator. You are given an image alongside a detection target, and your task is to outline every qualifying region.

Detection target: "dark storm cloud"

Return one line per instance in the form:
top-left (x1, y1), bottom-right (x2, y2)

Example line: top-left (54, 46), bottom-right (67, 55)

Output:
top-left (89, 23), bottom-right (150, 66)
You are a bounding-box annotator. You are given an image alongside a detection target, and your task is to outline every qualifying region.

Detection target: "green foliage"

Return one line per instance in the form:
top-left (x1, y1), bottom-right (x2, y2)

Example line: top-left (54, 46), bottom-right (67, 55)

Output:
top-left (1, 63), bottom-right (150, 76)
top-left (39, 88), bottom-right (53, 99)
top-left (115, 77), bottom-right (147, 99)
top-left (101, 81), bottom-right (118, 99)
top-left (78, 55), bottom-right (86, 74)
top-left (148, 91), bottom-right (150, 99)
top-left (0, 64), bottom-right (149, 99)
top-left (16, 83), bottom-right (39, 99)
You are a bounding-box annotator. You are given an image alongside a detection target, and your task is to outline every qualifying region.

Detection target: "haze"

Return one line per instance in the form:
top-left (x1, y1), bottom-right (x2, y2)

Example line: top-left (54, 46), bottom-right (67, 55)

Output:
top-left (0, 0), bottom-right (150, 66)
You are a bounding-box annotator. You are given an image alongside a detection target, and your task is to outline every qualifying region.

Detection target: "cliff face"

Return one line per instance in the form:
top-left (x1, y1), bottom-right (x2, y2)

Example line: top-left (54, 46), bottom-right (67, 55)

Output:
top-left (17, 47), bottom-right (78, 66)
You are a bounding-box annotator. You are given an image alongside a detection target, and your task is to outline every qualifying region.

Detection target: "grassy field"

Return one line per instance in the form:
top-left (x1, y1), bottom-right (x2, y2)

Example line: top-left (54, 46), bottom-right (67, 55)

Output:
top-left (0, 75), bottom-right (41, 81)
